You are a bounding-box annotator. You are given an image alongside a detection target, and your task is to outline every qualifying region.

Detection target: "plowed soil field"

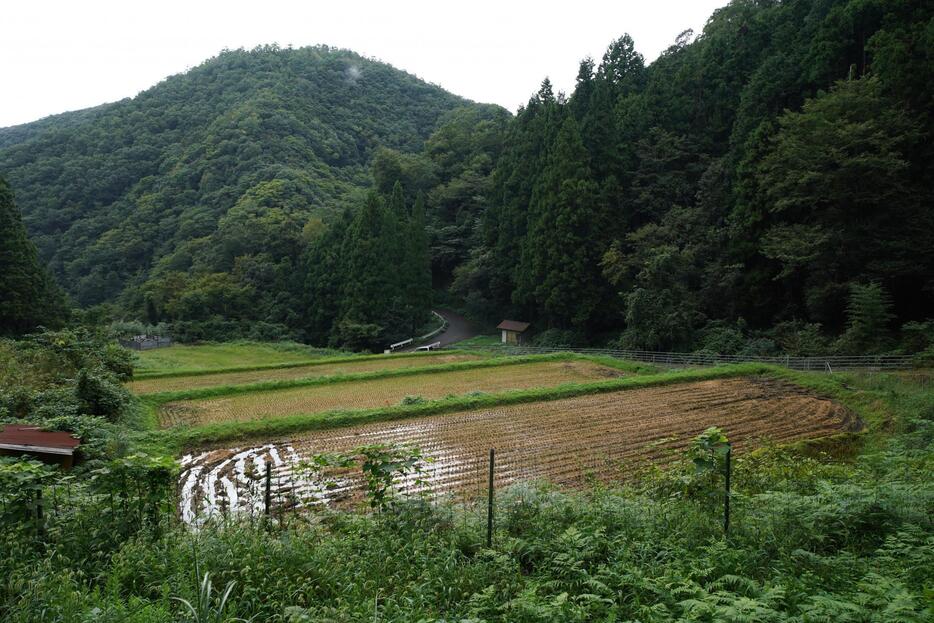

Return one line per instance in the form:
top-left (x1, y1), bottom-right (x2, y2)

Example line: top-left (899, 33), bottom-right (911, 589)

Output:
top-left (129, 353), bottom-right (481, 395)
top-left (178, 377), bottom-right (856, 524)
top-left (160, 360), bottom-right (623, 428)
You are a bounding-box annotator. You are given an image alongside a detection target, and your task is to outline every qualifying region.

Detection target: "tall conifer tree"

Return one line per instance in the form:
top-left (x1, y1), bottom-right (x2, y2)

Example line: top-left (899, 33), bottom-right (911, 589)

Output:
top-left (405, 192), bottom-right (432, 332)
top-left (0, 177), bottom-right (67, 336)
top-left (517, 117), bottom-right (602, 330)
top-left (334, 192), bottom-right (397, 349)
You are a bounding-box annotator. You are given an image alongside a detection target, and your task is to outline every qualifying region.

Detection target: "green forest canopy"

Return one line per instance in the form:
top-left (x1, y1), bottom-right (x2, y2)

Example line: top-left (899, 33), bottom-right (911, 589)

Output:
top-left (1, 0), bottom-right (932, 354)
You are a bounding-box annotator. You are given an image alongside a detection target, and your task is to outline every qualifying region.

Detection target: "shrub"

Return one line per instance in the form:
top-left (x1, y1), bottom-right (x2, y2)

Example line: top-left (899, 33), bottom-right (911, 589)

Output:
top-left (333, 319), bottom-right (383, 352)
top-left (835, 282), bottom-right (895, 354)
top-left (900, 319), bottom-right (934, 354)
top-left (101, 343), bottom-right (135, 381)
top-left (76, 369), bottom-right (131, 422)
top-left (769, 320), bottom-right (830, 356)
top-left (108, 320), bottom-right (170, 340)
top-left (697, 321), bottom-right (747, 355)
top-left (531, 328), bottom-right (582, 348)
top-left (399, 395), bottom-right (426, 405)
top-left (737, 336), bottom-right (778, 356)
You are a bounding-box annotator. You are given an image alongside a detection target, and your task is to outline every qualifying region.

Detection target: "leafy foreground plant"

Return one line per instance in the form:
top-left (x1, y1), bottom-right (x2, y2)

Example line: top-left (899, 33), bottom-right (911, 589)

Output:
top-left (172, 572), bottom-right (252, 623)
top-left (302, 443), bottom-right (430, 511)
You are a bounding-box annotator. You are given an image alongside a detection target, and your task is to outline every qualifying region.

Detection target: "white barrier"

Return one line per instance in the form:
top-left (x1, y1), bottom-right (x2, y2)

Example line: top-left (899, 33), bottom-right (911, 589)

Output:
top-left (416, 311), bottom-right (448, 341)
top-left (384, 312), bottom-right (448, 353)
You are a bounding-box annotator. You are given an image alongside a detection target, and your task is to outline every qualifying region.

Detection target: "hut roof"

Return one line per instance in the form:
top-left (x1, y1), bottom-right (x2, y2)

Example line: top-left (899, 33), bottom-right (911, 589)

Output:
top-left (0, 425), bottom-right (80, 456)
top-left (496, 320), bottom-right (531, 333)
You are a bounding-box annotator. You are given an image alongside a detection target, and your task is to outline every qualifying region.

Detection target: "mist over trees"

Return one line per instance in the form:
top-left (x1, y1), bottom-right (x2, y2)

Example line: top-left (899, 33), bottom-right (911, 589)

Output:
top-left (0, 0), bottom-right (932, 353)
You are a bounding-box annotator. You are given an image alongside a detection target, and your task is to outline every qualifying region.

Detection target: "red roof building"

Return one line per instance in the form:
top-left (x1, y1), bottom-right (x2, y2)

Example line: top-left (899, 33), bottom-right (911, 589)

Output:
top-left (0, 425), bottom-right (81, 469)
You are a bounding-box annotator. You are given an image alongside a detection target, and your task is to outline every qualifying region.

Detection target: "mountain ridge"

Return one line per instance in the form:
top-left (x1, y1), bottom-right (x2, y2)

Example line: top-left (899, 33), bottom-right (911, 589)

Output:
top-left (0, 44), bottom-right (491, 306)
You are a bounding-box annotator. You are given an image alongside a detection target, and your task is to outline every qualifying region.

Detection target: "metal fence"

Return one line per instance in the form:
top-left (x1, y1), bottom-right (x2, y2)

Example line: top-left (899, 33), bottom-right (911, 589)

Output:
top-left (457, 344), bottom-right (915, 371)
top-left (119, 336), bottom-right (173, 351)
top-left (176, 442), bottom-right (623, 530)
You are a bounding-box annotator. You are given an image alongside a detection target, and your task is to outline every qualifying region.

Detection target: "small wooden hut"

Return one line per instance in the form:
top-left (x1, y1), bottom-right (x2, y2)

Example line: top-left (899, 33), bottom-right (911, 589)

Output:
top-left (497, 320), bottom-right (531, 345)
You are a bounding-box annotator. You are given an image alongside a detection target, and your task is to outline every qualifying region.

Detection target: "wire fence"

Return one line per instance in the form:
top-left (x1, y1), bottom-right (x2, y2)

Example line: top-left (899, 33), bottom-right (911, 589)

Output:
top-left (118, 336), bottom-right (173, 351)
top-left (176, 441), bottom-right (633, 531)
top-left (178, 448), bottom-right (644, 538)
top-left (457, 344), bottom-right (916, 371)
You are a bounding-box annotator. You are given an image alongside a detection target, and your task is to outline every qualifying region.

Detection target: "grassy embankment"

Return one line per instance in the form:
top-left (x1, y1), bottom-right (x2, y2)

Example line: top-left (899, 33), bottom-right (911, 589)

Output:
top-left (132, 343), bottom-right (904, 471)
top-left (132, 352), bottom-right (652, 439)
top-left (142, 354), bottom-right (916, 466)
top-left (133, 341), bottom-right (346, 376)
top-left (138, 362), bottom-right (770, 453)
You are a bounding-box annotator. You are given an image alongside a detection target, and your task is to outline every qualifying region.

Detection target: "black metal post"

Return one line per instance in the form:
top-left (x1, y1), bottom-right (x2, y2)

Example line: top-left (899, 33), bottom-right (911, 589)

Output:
top-left (35, 488), bottom-right (45, 541)
top-left (486, 448), bottom-right (495, 548)
top-left (724, 445), bottom-right (732, 538)
top-left (264, 466), bottom-right (272, 518)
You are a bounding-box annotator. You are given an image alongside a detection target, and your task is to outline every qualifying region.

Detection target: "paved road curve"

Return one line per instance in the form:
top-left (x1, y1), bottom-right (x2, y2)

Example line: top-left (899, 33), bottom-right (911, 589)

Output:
top-left (433, 309), bottom-right (478, 347)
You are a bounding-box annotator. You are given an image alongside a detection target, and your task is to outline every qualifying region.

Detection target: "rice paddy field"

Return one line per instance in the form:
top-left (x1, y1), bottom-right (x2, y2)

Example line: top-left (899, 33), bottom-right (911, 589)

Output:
top-left (158, 359), bottom-right (624, 427)
top-left (134, 342), bottom-right (332, 375)
top-left (148, 345), bottom-right (858, 529)
top-left (128, 352), bottom-right (482, 394)
top-left (178, 376), bottom-right (856, 523)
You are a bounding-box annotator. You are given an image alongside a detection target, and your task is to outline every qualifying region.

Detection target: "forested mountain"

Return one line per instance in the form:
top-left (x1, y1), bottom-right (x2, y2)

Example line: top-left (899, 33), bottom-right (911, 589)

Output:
top-left (2, 0), bottom-right (932, 354)
top-left (0, 45), bottom-right (477, 328)
top-left (442, 0), bottom-right (932, 354)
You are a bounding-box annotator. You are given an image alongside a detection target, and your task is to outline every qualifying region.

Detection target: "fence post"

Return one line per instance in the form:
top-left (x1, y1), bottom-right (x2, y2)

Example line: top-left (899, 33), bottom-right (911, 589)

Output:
top-left (723, 445), bottom-right (731, 538)
top-left (35, 488), bottom-right (46, 541)
top-left (264, 466), bottom-right (272, 520)
top-left (486, 448), bottom-right (495, 548)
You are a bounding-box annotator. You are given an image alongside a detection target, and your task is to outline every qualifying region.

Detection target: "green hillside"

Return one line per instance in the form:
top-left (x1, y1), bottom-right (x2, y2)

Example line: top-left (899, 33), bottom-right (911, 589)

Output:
top-left (1, 0), bottom-right (932, 357)
top-left (0, 45), bottom-right (478, 310)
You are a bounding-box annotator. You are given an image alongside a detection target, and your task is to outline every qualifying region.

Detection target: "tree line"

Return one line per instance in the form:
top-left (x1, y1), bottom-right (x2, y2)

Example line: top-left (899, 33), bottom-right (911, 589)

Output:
top-left (445, 0), bottom-right (933, 356)
top-left (1, 0), bottom-right (933, 356)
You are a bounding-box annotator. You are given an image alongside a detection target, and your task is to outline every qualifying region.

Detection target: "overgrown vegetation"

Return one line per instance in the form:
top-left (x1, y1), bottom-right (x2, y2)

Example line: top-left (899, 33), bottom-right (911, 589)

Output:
top-left (0, 328), bottom-right (143, 461)
top-left (1, 365), bottom-right (930, 622)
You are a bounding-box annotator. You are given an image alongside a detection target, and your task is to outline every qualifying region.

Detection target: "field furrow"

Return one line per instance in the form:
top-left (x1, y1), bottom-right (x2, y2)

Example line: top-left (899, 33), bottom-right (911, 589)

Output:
top-left (177, 377), bottom-right (855, 523)
top-left (159, 360), bottom-right (623, 427)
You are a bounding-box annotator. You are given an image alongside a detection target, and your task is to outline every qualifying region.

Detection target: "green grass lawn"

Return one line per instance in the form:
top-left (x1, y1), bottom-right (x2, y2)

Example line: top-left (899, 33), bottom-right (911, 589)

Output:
top-left (133, 341), bottom-right (340, 375)
top-left (453, 334), bottom-right (502, 348)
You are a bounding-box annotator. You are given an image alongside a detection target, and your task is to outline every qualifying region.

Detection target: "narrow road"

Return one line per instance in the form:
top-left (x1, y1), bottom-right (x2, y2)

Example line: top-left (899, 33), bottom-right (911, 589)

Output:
top-left (433, 309), bottom-right (478, 347)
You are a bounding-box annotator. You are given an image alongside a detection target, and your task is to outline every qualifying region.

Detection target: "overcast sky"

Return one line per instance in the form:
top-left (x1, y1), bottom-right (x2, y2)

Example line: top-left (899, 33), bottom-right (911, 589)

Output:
top-left (2, 0), bottom-right (729, 128)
